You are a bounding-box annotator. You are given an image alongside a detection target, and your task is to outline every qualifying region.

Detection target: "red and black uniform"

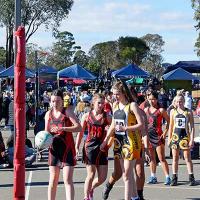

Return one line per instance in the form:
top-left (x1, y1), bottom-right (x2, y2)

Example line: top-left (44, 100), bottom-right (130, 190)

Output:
top-left (48, 109), bottom-right (76, 167)
top-left (146, 108), bottom-right (164, 148)
top-left (83, 111), bottom-right (109, 165)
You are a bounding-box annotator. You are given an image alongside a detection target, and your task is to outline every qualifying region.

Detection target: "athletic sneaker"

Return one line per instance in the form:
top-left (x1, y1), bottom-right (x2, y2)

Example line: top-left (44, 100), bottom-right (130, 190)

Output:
top-left (89, 189), bottom-right (93, 200)
top-left (147, 176), bottom-right (157, 184)
top-left (164, 177), bottom-right (171, 185)
top-left (189, 176), bottom-right (196, 186)
top-left (131, 197), bottom-right (140, 200)
top-left (170, 176), bottom-right (178, 186)
top-left (138, 190), bottom-right (145, 200)
top-left (102, 183), bottom-right (113, 200)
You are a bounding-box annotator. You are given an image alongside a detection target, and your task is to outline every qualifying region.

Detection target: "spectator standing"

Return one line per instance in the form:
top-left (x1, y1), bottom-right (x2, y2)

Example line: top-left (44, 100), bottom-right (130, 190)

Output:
top-left (74, 94), bottom-right (91, 123)
top-left (0, 92), bottom-right (3, 123)
top-left (184, 91), bottom-right (192, 110)
top-left (6, 100), bottom-right (14, 147)
top-left (43, 91), bottom-right (50, 111)
top-left (63, 91), bottom-right (72, 109)
top-left (158, 88), bottom-right (169, 109)
top-left (2, 91), bottom-right (11, 127)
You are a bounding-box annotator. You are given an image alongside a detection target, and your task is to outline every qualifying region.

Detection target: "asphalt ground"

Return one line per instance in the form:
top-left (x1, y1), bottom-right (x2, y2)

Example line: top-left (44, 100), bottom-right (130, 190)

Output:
top-left (0, 116), bottom-right (200, 200)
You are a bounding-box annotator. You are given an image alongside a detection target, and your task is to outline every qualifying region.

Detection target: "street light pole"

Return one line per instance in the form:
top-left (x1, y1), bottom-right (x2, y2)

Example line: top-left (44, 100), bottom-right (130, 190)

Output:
top-left (35, 51), bottom-right (39, 134)
top-left (15, 0), bottom-right (21, 29)
top-left (14, 0), bottom-right (21, 144)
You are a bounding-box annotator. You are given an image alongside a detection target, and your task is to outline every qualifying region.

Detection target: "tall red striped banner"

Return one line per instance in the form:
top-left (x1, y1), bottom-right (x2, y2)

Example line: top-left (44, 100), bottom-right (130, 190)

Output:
top-left (14, 26), bottom-right (26, 200)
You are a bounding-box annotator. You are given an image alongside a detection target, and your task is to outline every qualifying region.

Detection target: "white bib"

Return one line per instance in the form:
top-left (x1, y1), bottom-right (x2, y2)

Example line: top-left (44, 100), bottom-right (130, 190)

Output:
top-left (115, 119), bottom-right (126, 135)
top-left (175, 117), bottom-right (186, 129)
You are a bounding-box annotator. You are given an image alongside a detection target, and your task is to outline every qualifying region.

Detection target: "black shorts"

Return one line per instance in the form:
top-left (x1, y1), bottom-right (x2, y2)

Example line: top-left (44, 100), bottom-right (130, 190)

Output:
top-left (82, 138), bottom-right (108, 165)
top-left (48, 135), bottom-right (76, 167)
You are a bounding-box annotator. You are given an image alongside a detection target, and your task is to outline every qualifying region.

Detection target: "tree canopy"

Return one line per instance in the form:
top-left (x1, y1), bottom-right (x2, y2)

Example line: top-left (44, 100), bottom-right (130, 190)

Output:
top-left (191, 0), bottom-right (200, 56)
top-left (0, 47), bottom-right (6, 66)
top-left (141, 34), bottom-right (165, 78)
top-left (45, 31), bottom-right (81, 70)
top-left (118, 36), bottom-right (149, 65)
top-left (0, 0), bottom-right (74, 67)
top-left (88, 41), bottom-right (120, 75)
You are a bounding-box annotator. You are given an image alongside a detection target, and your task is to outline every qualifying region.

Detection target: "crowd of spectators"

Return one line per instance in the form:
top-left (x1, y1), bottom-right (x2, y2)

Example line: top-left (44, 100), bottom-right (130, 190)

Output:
top-left (0, 76), bottom-right (198, 169)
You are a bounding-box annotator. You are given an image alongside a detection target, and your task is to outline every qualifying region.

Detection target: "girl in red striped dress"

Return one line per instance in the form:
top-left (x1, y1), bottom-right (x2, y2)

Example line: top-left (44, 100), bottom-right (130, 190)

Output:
top-left (45, 89), bottom-right (81, 200)
top-left (76, 93), bottom-right (111, 200)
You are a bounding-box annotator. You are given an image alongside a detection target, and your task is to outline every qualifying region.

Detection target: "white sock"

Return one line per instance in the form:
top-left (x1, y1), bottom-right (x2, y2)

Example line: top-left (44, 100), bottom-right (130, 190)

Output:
top-left (166, 175), bottom-right (170, 178)
top-left (131, 196), bottom-right (139, 200)
top-left (151, 173), bottom-right (156, 177)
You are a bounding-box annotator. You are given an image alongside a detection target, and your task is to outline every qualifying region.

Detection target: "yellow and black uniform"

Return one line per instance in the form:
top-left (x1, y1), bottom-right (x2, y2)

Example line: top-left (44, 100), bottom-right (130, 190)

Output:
top-left (64, 94), bottom-right (71, 108)
top-left (113, 103), bottom-right (142, 160)
top-left (170, 108), bottom-right (190, 150)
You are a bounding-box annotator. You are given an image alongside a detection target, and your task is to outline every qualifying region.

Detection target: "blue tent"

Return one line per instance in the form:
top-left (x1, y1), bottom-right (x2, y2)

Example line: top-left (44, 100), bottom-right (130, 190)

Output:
top-left (112, 64), bottom-right (149, 78)
top-left (0, 65), bottom-right (5, 72)
top-left (32, 65), bottom-right (57, 74)
top-left (164, 61), bottom-right (200, 73)
top-left (162, 67), bottom-right (200, 80)
top-left (0, 65), bottom-right (35, 78)
top-left (57, 64), bottom-right (96, 80)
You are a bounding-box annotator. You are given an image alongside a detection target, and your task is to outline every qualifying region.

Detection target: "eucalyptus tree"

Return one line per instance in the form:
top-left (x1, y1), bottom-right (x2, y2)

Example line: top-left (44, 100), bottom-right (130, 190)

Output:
top-left (73, 50), bottom-right (89, 67)
top-left (0, 47), bottom-right (6, 66)
top-left (141, 33), bottom-right (165, 78)
top-left (45, 31), bottom-right (81, 70)
top-left (191, 0), bottom-right (200, 56)
top-left (118, 36), bottom-right (149, 65)
top-left (0, 0), bottom-right (73, 67)
top-left (88, 41), bottom-right (120, 75)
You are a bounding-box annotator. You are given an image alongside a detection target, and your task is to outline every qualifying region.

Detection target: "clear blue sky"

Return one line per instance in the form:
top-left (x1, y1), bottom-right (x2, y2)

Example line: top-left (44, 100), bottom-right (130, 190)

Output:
top-left (0, 0), bottom-right (199, 64)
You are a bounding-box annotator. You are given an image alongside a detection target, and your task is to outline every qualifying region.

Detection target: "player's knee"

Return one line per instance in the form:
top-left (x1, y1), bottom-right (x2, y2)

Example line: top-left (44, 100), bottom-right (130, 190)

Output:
top-left (98, 175), bottom-right (107, 184)
top-left (122, 172), bottom-right (131, 182)
top-left (112, 170), bottom-right (122, 181)
top-left (64, 178), bottom-right (73, 185)
top-left (87, 172), bottom-right (95, 181)
top-left (49, 178), bottom-right (58, 188)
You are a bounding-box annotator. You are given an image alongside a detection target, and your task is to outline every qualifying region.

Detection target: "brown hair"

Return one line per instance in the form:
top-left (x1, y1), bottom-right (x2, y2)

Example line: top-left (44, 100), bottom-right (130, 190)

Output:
top-left (92, 93), bottom-right (105, 103)
top-left (51, 89), bottom-right (63, 100)
top-left (112, 80), bottom-right (134, 103)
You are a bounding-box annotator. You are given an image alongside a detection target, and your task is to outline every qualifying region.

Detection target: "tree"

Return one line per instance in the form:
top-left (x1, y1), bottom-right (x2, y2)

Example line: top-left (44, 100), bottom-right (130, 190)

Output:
top-left (0, 0), bottom-right (74, 67)
top-left (141, 34), bottom-right (165, 78)
top-left (0, 47), bottom-right (6, 66)
top-left (45, 31), bottom-right (80, 70)
top-left (88, 41), bottom-right (120, 76)
top-left (26, 43), bottom-right (47, 69)
top-left (87, 58), bottom-right (101, 75)
top-left (73, 50), bottom-right (89, 67)
top-left (118, 36), bottom-right (149, 65)
top-left (191, 0), bottom-right (200, 56)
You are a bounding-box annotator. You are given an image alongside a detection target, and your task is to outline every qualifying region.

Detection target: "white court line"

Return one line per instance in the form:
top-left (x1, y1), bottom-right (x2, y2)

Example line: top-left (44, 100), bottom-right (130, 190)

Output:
top-left (27, 184), bottom-right (200, 190)
top-left (144, 185), bottom-right (200, 190)
top-left (74, 165), bottom-right (196, 170)
top-left (25, 171), bottom-right (33, 200)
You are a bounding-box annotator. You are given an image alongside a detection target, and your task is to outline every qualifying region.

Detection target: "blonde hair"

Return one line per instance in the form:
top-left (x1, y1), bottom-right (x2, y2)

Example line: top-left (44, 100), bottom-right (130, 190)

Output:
top-left (76, 101), bottom-right (90, 112)
top-left (89, 93), bottom-right (105, 111)
top-left (176, 89), bottom-right (184, 96)
top-left (173, 93), bottom-right (185, 104)
top-left (92, 93), bottom-right (105, 103)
